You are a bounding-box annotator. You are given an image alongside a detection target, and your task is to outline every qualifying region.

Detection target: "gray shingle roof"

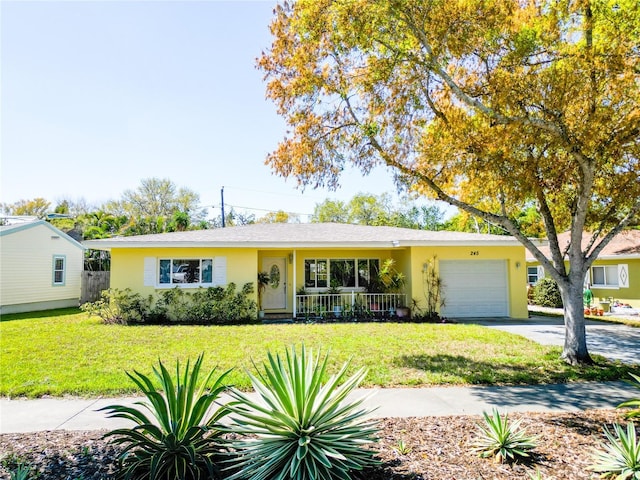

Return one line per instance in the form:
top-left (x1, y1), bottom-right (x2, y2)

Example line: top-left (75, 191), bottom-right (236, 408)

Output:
top-left (83, 223), bottom-right (522, 249)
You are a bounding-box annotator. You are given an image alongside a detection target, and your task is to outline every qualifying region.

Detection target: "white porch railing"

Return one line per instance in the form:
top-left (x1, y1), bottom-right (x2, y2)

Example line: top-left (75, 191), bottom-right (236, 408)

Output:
top-left (295, 292), bottom-right (407, 320)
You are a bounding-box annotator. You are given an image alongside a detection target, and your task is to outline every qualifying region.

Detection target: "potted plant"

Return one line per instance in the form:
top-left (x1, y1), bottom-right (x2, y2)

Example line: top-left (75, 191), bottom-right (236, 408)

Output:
top-left (257, 271), bottom-right (270, 319)
top-left (379, 259), bottom-right (409, 318)
top-left (326, 280), bottom-right (343, 318)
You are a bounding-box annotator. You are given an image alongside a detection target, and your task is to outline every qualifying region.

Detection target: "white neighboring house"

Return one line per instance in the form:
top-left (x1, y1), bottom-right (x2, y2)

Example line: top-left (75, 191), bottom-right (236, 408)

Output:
top-left (0, 220), bottom-right (85, 314)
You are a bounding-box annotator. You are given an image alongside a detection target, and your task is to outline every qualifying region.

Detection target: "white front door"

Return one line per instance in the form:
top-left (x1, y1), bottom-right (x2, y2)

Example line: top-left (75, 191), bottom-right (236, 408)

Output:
top-left (262, 257), bottom-right (287, 310)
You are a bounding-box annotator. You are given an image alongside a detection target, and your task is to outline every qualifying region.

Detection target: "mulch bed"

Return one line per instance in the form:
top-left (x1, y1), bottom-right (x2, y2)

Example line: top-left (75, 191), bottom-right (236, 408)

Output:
top-left (0, 409), bottom-right (625, 479)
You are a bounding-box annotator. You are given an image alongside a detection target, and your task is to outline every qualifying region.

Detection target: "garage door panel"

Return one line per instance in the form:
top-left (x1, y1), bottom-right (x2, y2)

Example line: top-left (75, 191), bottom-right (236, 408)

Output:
top-left (440, 260), bottom-right (509, 318)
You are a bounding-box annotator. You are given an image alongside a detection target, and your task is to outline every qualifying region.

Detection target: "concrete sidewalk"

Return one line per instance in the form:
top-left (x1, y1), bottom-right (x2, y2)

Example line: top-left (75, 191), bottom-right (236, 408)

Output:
top-left (1, 381), bottom-right (636, 434)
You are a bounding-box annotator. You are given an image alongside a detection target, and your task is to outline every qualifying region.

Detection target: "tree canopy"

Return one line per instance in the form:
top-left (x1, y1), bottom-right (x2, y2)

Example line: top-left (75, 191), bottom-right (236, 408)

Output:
top-left (1, 198), bottom-right (51, 219)
top-left (259, 0), bottom-right (640, 364)
top-left (311, 192), bottom-right (446, 229)
top-left (104, 178), bottom-right (205, 223)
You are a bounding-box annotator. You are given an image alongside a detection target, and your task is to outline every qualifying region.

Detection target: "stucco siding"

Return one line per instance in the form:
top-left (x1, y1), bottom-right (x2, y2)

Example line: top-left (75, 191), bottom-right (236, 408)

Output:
top-left (589, 258), bottom-right (640, 308)
top-left (110, 247), bottom-right (259, 298)
top-left (106, 241), bottom-right (528, 319)
top-left (0, 223), bottom-right (83, 311)
top-left (409, 245), bottom-right (528, 318)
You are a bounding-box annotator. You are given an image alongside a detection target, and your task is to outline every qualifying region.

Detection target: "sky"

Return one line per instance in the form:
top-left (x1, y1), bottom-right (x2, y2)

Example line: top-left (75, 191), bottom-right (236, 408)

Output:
top-left (1, 0), bottom-right (415, 222)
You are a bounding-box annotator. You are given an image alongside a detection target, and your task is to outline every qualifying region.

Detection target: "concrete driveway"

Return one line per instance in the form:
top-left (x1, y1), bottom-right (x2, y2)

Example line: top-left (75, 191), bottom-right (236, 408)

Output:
top-left (460, 316), bottom-right (640, 365)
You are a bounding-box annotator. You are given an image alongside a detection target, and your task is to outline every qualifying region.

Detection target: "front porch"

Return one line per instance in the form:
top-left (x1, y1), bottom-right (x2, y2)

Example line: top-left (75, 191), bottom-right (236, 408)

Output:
top-left (294, 292), bottom-right (408, 322)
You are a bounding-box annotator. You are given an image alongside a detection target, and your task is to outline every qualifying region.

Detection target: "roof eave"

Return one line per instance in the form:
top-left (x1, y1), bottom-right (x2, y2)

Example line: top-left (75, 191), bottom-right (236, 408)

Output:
top-left (83, 239), bottom-right (523, 249)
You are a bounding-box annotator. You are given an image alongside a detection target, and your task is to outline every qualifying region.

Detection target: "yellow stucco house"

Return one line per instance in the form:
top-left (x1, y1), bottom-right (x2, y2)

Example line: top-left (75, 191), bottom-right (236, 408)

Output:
top-left (0, 220), bottom-right (85, 314)
top-left (84, 223), bottom-right (529, 319)
top-left (526, 230), bottom-right (640, 310)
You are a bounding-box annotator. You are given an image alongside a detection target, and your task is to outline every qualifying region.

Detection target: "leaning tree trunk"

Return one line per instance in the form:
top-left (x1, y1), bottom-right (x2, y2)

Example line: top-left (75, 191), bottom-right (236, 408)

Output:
top-left (559, 280), bottom-right (593, 365)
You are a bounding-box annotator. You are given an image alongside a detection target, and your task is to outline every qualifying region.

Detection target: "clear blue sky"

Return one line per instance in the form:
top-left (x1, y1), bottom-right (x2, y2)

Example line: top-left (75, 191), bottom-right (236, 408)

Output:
top-left (1, 0), bottom-right (411, 221)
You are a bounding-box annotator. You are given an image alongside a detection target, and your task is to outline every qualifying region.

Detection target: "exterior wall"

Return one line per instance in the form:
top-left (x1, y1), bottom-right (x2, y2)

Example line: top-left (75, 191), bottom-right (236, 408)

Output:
top-left (0, 223), bottom-right (83, 314)
top-left (409, 245), bottom-right (529, 319)
top-left (589, 259), bottom-right (639, 308)
top-left (526, 258), bottom-right (640, 309)
top-left (109, 244), bottom-right (527, 318)
top-left (1, 299), bottom-right (80, 315)
top-left (291, 248), bottom-right (399, 293)
top-left (110, 247), bottom-right (259, 301)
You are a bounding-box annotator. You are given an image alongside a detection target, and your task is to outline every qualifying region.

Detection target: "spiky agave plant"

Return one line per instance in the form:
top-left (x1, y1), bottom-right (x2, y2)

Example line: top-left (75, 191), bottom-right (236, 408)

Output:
top-left (99, 354), bottom-right (231, 480)
top-left (224, 344), bottom-right (380, 480)
top-left (589, 422), bottom-right (640, 480)
top-left (618, 372), bottom-right (640, 420)
top-left (472, 409), bottom-right (537, 463)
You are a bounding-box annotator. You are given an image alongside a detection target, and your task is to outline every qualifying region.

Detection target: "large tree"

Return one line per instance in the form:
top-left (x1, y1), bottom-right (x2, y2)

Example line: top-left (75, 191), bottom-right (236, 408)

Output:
top-left (1, 198), bottom-right (51, 219)
top-left (259, 0), bottom-right (640, 364)
top-left (104, 178), bottom-right (206, 223)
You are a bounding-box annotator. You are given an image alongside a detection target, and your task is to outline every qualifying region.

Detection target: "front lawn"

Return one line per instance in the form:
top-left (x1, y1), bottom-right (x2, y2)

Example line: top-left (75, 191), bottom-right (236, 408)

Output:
top-left (0, 308), bottom-right (633, 398)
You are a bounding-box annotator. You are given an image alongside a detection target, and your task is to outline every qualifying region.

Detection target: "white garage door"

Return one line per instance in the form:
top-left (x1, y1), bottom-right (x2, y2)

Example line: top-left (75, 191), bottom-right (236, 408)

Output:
top-left (440, 260), bottom-right (509, 318)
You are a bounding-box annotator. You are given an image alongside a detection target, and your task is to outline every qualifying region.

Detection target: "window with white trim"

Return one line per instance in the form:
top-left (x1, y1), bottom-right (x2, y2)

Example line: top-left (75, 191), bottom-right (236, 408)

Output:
top-left (527, 267), bottom-right (539, 285)
top-left (158, 258), bottom-right (213, 285)
top-left (305, 258), bottom-right (379, 290)
top-left (591, 265), bottom-right (618, 287)
top-left (53, 256), bottom-right (65, 285)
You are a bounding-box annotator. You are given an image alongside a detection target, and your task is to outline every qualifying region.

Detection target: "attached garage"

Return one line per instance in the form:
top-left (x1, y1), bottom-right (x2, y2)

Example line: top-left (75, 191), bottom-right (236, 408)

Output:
top-left (439, 260), bottom-right (509, 318)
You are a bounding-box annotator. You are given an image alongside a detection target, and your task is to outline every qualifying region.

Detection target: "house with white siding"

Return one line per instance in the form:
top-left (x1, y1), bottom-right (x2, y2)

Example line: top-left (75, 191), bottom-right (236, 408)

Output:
top-left (0, 221), bottom-right (84, 314)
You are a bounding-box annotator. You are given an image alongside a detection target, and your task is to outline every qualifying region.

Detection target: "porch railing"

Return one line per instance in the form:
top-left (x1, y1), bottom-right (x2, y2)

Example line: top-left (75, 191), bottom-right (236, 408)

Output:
top-left (295, 292), bottom-right (407, 320)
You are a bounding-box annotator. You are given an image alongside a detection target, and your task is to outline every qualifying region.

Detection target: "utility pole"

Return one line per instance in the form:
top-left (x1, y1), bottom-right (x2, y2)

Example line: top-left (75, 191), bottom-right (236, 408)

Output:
top-left (221, 186), bottom-right (225, 228)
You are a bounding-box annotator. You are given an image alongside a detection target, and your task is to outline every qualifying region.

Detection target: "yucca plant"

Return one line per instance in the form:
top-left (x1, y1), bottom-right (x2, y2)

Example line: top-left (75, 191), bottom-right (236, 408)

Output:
top-left (618, 373), bottom-right (640, 420)
top-left (9, 464), bottom-right (32, 480)
top-left (99, 354), bottom-right (231, 480)
top-left (472, 409), bottom-right (537, 463)
top-left (223, 344), bottom-right (380, 480)
top-left (589, 422), bottom-right (640, 479)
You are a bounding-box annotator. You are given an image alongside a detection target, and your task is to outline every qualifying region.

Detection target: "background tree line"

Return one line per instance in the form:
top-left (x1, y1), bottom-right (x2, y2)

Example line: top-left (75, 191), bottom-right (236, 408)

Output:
top-left (0, 177), bottom-right (551, 239)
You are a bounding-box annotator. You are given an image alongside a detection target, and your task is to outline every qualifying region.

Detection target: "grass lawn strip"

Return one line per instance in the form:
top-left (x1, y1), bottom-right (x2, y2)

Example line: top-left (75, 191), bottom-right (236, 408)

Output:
top-left (0, 308), bottom-right (633, 398)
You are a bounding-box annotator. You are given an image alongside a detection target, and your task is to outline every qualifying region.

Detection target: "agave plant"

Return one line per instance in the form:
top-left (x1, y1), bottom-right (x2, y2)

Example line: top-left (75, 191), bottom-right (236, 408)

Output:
top-left (589, 422), bottom-right (640, 480)
top-left (472, 408), bottom-right (537, 463)
top-left (8, 464), bottom-right (32, 480)
top-left (99, 354), bottom-right (231, 480)
top-left (224, 344), bottom-right (380, 480)
top-left (618, 372), bottom-right (640, 420)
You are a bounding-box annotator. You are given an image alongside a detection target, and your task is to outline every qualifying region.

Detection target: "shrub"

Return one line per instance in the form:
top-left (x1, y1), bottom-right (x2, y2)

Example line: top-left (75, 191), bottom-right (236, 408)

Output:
top-left (589, 422), bottom-right (640, 479)
top-left (618, 372), bottom-right (640, 420)
top-left (533, 278), bottom-right (563, 308)
top-left (99, 354), bottom-right (231, 480)
top-left (81, 288), bottom-right (152, 324)
top-left (224, 344), bottom-right (380, 480)
top-left (472, 409), bottom-right (538, 463)
top-left (83, 283), bottom-right (257, 325)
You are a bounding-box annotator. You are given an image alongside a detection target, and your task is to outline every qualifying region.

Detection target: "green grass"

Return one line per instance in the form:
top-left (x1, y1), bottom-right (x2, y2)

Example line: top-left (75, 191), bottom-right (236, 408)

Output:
top-left (0, 308), bottom-right (634, 398)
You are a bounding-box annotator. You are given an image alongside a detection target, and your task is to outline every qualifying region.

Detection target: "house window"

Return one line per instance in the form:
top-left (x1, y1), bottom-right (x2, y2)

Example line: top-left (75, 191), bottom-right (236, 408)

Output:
top-left (305, 258), bottom-right (379, 290)
top-left (358, 259), bottom-right (380, 291)
top-left (158, 258), bottom-right (213, 285)
top-left (305, 259), bottom-right (328, 288)
top-left (53, 256), bottom-right (65, 285)
top-left (527, 267), bottom-right (539, 285)
top-left (591, 265), bottom-right (618, 287)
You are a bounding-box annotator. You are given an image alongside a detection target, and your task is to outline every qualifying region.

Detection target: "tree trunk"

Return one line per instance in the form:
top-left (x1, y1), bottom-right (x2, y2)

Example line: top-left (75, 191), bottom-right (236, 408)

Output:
top-left (559, 281), bottom-right (593, 365)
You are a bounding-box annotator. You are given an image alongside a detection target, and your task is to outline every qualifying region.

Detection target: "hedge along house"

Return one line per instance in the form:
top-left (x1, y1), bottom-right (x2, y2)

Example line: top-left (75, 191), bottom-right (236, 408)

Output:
top-left (526, 230), bottom-right (640, 310)
top-left (0, 220), bottom-right (85, 314)
top-left (83, 223), bottom-right (529, 320)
